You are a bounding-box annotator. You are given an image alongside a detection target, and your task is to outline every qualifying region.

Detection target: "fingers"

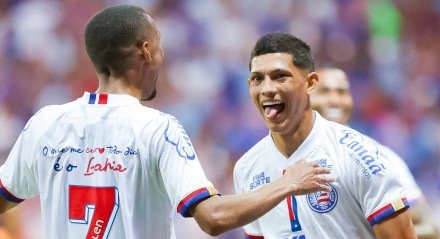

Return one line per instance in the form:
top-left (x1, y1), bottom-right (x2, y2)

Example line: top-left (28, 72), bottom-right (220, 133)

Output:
top-left (316, 175), bottom-right (336, 191)
top-left (312, 172), bottom-right (335, 193)
top-left (309, 180), bottom-right (334, 193)
top-left (321, 175), bottom-right (335, 183)
top-left (307, 160), bottom-right (320, 168)
top-left (317, 176), bottom-right (335, 185)
top-left (298, 159), bottom-right (318, 166)
top-left (286, 159), bottom-right (337, 195)
top-left (318, 184), bottom-right (332, 192)
top-left (314, 167), bottom-right (331, 175)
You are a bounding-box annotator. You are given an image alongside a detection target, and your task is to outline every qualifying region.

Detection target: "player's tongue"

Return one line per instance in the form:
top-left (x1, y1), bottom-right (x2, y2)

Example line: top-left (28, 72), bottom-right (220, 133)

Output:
top-left (264, 105), bottom-right (283, 119)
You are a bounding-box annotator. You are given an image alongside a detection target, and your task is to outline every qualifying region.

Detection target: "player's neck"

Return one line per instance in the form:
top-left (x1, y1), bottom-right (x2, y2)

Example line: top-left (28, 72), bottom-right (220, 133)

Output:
top-left (95, 73), bottom-right (141, 100)
top-left (270, 111), bottom-right (315, 158)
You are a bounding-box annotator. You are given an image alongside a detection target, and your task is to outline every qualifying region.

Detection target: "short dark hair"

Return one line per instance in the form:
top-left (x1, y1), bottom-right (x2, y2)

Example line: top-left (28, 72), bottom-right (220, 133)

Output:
top-left (249, 32), bottom-right (315, 72)
top-left (84, 5), bottom-right (152, 75)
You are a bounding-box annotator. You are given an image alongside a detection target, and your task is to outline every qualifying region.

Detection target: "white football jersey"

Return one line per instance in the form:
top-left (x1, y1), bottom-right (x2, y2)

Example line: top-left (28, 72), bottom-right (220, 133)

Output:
top-left (234, 112), bottom-right (409, 239)
top-left (370, 139), bottom-right (422, 206)
top-left (0, 92), bottom-right (218, 239)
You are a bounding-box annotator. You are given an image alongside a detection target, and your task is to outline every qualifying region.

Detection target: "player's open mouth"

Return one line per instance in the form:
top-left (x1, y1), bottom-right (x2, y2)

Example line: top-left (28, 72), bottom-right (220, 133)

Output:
top-left (262, 101), bottom-right (285, 119)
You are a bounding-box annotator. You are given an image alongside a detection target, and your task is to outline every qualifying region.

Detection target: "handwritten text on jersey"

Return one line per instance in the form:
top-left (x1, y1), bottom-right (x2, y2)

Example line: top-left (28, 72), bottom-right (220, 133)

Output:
top-left (41, 145), bottom-right (138, 175)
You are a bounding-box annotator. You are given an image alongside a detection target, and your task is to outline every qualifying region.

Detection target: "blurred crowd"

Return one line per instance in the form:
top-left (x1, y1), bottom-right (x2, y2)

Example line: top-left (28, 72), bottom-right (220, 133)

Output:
top-left (0, 0), bottom-right (439, 238)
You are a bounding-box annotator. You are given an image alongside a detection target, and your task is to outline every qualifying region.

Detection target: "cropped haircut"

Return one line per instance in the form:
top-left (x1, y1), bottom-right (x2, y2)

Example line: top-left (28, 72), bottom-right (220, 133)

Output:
top-left (84, 5), bottom-right (152, 75)
top-left (249, 32), bottom-right (315, 73)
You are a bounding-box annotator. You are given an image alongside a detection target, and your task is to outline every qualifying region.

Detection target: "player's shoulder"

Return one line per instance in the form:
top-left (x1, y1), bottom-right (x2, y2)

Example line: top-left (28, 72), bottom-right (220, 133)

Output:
top-left (314, 112), bottom-right (356, 140)
top-left (128, 104), bottom-right (180, 128)
top-left (312, 113), bottom-right (380, 154)
top-left (376, 143), bottom-right (400, 161)
top-left (30, 101), bottom-right (77, 123)
top-left (150, 109), bottom-right (185, 128)
top-left (322, 118), bottom-right (379, 151)
top-left (234, 135), bottom-right (269, 172)
top-left (233, 136), bottom-right (269, 191)
top-left (19, 101), bottom-right (77, 138)
top-left (334, 128), bottom-right (379, 161)
top-left (132, 104), bottom-right (166, 119)
top-left (328, 122), bottom-right (392, 177)
top-left (137, 108), bottom-right (192, 144)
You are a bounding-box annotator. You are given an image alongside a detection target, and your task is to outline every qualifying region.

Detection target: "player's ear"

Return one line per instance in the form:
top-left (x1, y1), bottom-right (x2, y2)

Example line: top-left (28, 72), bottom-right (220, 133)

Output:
top-left (306, 71), bottom-right (319, 94)
top-left (140, 41), bottom-right (152, 63)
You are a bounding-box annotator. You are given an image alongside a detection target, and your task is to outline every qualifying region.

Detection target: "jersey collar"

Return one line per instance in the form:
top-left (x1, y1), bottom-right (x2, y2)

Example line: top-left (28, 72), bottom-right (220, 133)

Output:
top-left (80, 92), bottom-right (140, 106)
top-left (266, 111), bottom-right (325, 169)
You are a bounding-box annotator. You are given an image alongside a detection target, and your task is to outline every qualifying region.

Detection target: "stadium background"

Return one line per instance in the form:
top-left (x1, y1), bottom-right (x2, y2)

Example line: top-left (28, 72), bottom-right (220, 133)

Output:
top-left (0, 0), bottom-right (439, 238)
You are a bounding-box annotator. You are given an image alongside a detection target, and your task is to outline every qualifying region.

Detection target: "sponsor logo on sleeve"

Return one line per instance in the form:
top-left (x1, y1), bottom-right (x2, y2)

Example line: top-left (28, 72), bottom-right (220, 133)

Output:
top-left (339, 130), bottom-right (385, 178)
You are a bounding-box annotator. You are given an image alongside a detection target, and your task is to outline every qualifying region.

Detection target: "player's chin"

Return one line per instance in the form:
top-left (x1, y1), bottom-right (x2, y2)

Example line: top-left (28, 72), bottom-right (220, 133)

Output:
top-left (265, 119), bottom-right (289, 133)
top-left (141, 89), bottom-right (157, 101)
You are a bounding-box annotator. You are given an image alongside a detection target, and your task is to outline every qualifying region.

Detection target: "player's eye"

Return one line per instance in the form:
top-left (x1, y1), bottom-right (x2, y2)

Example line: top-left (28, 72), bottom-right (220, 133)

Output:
top-left (274, 73), bottom-right (285, 79)
top-left (250, 75), bottom-right (263, 82)
top-left (271, 71), bottom-right (290, 81)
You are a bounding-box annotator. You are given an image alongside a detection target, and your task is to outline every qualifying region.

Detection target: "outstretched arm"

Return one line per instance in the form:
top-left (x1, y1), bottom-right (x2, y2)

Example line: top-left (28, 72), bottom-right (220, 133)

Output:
top-left (373, 208), bottom-right (417, 239)
top-left (190, 159), bottom-right (334, 236)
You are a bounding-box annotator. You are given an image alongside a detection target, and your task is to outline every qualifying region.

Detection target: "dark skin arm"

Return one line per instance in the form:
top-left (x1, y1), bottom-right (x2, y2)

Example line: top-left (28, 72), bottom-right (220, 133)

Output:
top-left (0, 161), bottom-right (334, 237)
top-left (373, 208), bottom-right (417, 239)
top-left (190, 159), bottom-right (334, 236)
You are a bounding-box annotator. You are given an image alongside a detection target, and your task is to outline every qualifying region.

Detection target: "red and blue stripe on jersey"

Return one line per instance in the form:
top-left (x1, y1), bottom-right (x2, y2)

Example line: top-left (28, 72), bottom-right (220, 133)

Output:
top-left (245, 233), bottom-right (264, 239)
top-left (88, 93), bottom-right (108, 104)
top-left (0, 179), bottom-right (24, 203)
top-left (367, 197), bottom-right (409, 225)
top-left (283, 169), bottom-right (302, 232)
top-left (177, 186), bottom-right (218, 217)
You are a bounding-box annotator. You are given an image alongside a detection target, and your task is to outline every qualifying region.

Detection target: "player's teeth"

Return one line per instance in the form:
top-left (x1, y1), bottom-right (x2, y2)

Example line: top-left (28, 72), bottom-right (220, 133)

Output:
top-left (263, 102), bottom-right (280, 107)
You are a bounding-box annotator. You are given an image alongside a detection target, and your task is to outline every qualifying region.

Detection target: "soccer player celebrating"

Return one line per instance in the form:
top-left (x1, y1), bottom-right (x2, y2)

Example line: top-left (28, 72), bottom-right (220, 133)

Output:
top-left (311, 67), bottom-right (440, 239)
top-left (234, 32), bottom-right (416, 238)
top-left (0, 6), bottom-right (334, 239)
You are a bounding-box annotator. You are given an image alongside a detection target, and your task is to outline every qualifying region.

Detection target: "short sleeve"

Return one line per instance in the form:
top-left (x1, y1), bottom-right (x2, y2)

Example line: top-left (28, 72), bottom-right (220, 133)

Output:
top-left (343, 132), bottom-right (409, 226)
top-left (0, 120), bottom-right (39, 202)
top-left (156, 116), bottom-right (218, 217)
top-left (234, 158), bottom-right (264, 238)
top-left (233, 160), bottom-right (242, 195)
top-left (379, 146), bottom-right (422, 205)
